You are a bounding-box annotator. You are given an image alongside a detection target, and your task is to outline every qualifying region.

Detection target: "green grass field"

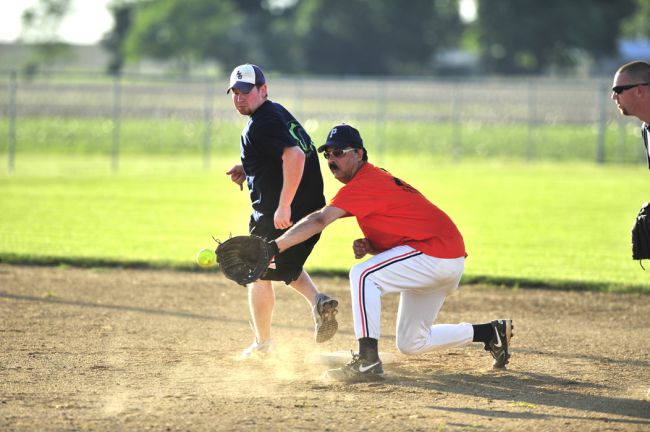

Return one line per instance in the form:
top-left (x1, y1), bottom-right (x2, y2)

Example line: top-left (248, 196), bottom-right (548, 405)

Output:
top-left (0, 117), bottom-right (644, 164)
top-left (0, 153), bottom-right (648, 292)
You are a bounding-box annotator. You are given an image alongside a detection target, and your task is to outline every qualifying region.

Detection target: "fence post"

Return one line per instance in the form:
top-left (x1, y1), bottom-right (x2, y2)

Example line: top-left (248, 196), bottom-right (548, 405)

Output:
top-left (376, 79), bottom-right (387, 165)
top-left (7, 71), bottom-right (17, 174)
top-left (111, 74), bottom-right (122, 172)
top-left (202, 77), bottom-right (214, 170)
top-left (452, 82), bottom-right (461, 162)
top-left (294, 76), bottom-right (303, 120)
top-left (616, 115), bottom-right (626, 163)
top-left (596, 82), bottom-right (607, 164)
top-left (527, 80), bottom-right (537, 162)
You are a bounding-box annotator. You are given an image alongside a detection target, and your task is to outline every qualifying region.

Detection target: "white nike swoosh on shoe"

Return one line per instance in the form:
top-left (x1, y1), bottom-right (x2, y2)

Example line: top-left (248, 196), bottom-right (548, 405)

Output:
top-left (493, 329), bottom-right (503, 348)
top-left (358, 362), bottom-right (381, 373)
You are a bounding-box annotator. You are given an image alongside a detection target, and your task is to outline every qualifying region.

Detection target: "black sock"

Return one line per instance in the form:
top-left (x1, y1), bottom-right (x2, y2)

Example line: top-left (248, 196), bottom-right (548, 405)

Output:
top-left (358, 337), bottom-right (379, 362)
top-left (472, 323), bottom-right (495, 343)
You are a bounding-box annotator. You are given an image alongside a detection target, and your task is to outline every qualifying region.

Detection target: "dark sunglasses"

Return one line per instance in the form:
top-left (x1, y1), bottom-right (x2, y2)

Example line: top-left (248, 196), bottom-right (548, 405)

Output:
top-left (612, 82), bottom-right (649, 94)
top-left (323, 148), bottom-right (357, 160)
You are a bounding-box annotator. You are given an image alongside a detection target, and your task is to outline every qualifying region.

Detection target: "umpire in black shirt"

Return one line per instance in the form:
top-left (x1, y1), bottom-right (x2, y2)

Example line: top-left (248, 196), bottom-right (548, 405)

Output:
top-left (225, 64), bottom-right (339, 359)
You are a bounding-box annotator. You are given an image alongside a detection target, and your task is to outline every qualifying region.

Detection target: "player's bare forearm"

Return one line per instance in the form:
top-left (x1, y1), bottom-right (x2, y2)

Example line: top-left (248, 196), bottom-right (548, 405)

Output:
top-left (275, 206), bottom-right (347, 252)
top-left (275, 147), bottom-right (305, 229)
top-left (275, 211), bottom-right (326, 251)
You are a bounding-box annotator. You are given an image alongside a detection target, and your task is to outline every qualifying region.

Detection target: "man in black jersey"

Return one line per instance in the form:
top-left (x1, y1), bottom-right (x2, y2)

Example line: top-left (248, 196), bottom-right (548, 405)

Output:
top-left (225, 64), bottom-right (338, 359)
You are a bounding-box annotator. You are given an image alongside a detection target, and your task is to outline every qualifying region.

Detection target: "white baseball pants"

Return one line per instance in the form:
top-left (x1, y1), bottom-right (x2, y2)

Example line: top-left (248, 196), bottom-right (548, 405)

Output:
top-left (348, 245), bottom-right (473, 355)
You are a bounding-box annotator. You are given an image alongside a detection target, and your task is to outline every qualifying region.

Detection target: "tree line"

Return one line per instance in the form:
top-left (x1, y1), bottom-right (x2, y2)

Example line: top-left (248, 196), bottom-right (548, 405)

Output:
top-left (20, 0), bottom-right (650, 76)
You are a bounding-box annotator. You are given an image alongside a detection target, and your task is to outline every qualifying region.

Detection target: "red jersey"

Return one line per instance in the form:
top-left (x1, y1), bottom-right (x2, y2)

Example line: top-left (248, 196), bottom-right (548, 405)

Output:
top-left (329, 163), bottom-right (466, 259)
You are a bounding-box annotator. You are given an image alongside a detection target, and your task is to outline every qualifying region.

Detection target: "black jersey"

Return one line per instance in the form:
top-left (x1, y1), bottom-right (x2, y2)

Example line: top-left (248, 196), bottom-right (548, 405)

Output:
top-left (642, 123), bottom-right (650, 169)
top-left (241, 100), bottom-right (325, 223)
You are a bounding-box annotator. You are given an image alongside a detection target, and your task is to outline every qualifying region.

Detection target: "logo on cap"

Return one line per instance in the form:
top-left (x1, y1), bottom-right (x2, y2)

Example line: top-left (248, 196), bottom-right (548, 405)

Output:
top-left (329, 128), bottom-right (337, 138)
top-left (236, 70), bottom-right (243, 79)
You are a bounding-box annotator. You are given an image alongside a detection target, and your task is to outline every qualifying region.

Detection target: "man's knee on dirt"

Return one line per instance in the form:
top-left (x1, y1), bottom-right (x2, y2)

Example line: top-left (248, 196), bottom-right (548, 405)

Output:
top-left (395, 333), bottom-right (429, 355)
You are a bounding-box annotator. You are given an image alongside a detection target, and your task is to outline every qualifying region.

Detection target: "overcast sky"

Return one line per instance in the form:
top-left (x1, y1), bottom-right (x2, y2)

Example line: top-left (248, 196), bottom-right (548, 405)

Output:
top-left (0, 0), bottom-right (114, 44)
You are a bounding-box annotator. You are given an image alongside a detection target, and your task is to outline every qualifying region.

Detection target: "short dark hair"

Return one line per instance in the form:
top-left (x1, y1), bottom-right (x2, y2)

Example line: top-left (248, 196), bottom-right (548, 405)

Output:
top-left (256, 84), bottom-right (268, 99)
top-left (361, 147), bottom-right (368, 161)
top-left (618, 61), bottom-right (650, 83)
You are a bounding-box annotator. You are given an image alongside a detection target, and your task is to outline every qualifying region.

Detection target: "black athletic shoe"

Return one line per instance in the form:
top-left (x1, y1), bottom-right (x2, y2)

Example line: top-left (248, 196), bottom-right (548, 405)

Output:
top-left (313, 293), bottom-right (339, 343)
top-left (324, 352), bottom-right (384, 382)
top-left (485, 319), bottom-right (513, 369)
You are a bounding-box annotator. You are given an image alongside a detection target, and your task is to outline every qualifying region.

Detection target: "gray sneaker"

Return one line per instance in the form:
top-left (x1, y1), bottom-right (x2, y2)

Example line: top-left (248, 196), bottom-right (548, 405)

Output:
top-left (485, 319), bottom-right (513, 368)
top-left (239, 339), bottom-right (275, 360)
top-left (324, 352), bottom-right (384, 382)
top-left (313, 293), bottom-right (339, 343)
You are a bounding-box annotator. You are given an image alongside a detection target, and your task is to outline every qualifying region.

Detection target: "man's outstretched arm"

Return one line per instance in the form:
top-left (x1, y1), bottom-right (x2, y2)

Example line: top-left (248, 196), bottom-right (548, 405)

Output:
top-left (275, 206), bottom-right (347, 252)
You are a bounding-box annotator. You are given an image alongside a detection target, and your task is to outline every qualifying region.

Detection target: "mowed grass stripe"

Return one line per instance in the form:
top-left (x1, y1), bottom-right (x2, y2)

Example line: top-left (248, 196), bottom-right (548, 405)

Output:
top-left (0, 155), bottom-right (647, 292)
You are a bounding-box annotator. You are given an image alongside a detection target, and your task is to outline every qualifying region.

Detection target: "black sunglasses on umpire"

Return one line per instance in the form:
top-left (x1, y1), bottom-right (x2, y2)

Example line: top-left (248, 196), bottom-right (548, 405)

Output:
top-left (323, 148), bottom-right (357, 160)
top-left (612, 82), bottom-right (650, 94)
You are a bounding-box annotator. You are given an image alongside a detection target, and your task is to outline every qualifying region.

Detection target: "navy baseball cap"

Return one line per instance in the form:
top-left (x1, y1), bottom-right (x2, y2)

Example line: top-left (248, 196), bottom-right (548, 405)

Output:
top-left (226, 64), bottom-right (266, 94)
top-left (317, 124), bottom-right (364, 152)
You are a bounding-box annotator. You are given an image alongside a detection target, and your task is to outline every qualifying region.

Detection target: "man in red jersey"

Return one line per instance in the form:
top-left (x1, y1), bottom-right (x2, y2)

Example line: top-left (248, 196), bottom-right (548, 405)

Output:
top-left (271, 124), bottom-right (513, 382)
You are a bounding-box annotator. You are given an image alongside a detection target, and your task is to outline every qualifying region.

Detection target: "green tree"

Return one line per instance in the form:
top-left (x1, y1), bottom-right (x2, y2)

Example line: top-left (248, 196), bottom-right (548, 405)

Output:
top-left (20, 0), bottom-right (71, 42)
top-left (102, 1), bottom-right (136, 75)
top-left (475, 0), bottom-right (636, 74)
top-left (20, 0), bottom-right (73, 73)
top-left (291, 0), bottom-right (462, 75)
top-left (621, 0), bottom-right (650, 38)
top-left (123, 0), bottom-right (462, 75)
top-left (124, 0), bottom-right (248, 72)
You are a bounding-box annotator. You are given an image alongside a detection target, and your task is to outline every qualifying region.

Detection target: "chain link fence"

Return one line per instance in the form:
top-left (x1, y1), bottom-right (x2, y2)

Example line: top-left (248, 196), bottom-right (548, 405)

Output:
top-left (0, 70), bottom-right (644, 173)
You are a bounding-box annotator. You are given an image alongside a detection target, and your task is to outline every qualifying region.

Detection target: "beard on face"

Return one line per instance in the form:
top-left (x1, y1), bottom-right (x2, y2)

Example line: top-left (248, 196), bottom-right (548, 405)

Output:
top-left (328, 163), bottom-right (339, 172)
top-left (236, 105), bottom-right (251, 115)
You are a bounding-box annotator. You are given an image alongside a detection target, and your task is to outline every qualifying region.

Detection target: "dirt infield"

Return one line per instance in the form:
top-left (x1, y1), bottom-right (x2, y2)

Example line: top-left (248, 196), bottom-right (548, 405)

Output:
top-left (1, 264), bottom-right (648, 431)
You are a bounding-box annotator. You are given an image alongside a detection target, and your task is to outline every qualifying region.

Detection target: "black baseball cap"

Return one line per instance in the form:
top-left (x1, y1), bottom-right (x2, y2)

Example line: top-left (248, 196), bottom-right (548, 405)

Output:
top-left (317, 124), bottom-right (364, 152)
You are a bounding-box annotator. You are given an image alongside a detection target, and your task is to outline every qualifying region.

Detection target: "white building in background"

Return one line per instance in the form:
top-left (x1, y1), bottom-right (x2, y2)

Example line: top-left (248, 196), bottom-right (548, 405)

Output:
top-left (0, 43), bottom-right (109, 72)
top-left (0, 42), bottom-right (209, 76)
